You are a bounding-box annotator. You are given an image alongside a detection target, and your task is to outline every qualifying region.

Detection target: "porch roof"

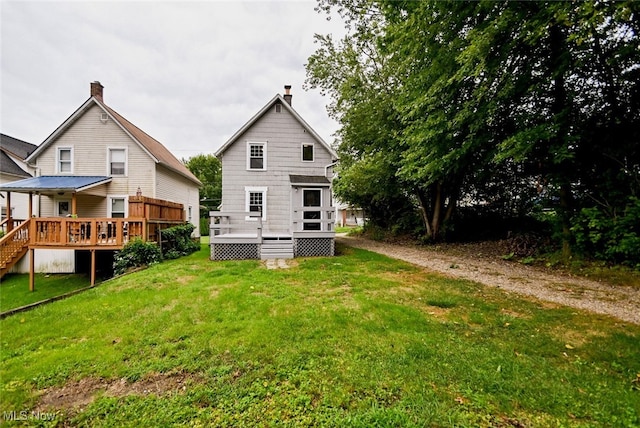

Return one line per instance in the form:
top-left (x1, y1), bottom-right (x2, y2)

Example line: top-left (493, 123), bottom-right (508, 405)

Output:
top-left (289, 175), bottom-right (330, 186)
top-left (0, 175), bottom-right (112, 194)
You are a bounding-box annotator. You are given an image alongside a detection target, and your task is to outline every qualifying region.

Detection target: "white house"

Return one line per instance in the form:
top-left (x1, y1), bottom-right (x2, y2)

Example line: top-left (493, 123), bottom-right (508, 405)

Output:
top-left (0, 81), bottom-right (201, 277)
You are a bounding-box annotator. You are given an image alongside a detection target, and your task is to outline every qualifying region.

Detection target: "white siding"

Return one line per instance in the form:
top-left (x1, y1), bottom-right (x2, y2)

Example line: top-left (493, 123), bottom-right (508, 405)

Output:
top-left (35, 104), bottom-right (157, 216)
top-left (221, 106), bottom-right (334, 233)
top-left (11, 249), bottom-right (75, 274)
top-left (156, 165), bottom-right (201, 236)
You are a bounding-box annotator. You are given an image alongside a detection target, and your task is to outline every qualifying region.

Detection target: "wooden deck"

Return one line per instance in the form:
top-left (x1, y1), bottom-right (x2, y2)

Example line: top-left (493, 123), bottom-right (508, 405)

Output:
top-left (0, 195), bottom-right (188, 289)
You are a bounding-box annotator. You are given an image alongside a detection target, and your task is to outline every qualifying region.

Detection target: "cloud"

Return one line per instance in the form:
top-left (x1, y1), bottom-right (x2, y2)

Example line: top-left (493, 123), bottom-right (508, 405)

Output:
top-left (1, 1), bottom-right (345, 158)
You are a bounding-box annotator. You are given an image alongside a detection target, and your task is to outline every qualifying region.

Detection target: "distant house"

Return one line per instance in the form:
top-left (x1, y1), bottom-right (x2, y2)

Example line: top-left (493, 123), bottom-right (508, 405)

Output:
top-left (0, 134), bottom-right (38, 228)
top-left (1, 81), bottom-right (201, 278)
top-left (211, 85), bottom-right (338, 260)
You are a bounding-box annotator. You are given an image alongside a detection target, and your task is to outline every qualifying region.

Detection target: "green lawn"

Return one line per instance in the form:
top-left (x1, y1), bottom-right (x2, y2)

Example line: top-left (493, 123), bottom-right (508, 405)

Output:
top-left (0, 273), bottom-right (91, 313)
top-left (1, 242), bottom-right (639, 427)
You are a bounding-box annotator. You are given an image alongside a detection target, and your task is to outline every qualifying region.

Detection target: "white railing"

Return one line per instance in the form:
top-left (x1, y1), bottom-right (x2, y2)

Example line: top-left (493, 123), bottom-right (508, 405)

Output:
top-left (209, 211), bottom-right (263, 241)
top-left (292, 207), bottom-right (334, 233)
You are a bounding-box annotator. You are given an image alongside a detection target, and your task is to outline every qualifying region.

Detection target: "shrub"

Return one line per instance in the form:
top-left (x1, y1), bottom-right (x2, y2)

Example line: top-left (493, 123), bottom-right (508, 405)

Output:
top-left (113, 239), bottom-right (162, 275)
top-left (571, 197), bottom-right (640, 267)
top-left (160, 223), bottom-right (200, 260)
top-left (199, 217), bottom-right (210, 236)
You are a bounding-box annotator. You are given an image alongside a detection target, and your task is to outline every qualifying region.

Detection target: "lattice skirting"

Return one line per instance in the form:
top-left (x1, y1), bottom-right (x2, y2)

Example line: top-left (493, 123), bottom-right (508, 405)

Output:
top-left (211, 243), bottom-right (259, 260)
top-left (294, 238), bottom-right (335, 257)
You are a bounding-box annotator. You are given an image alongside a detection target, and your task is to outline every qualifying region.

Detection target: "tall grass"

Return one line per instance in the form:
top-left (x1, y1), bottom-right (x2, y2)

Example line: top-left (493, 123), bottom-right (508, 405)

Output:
top-left (1, 243), bottom-right (638, 427)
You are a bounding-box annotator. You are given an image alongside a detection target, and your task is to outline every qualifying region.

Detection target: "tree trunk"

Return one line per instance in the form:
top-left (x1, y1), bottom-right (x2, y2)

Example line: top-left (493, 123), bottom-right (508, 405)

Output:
top-left (415, 188), bottom-right (432, 239)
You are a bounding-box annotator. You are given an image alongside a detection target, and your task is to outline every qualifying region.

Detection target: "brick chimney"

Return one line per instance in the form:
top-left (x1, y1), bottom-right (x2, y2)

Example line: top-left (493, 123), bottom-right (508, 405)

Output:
top-left (90, 81), bottom-right (104, 101)
top-left (284, 85), bottom-right (292, 106)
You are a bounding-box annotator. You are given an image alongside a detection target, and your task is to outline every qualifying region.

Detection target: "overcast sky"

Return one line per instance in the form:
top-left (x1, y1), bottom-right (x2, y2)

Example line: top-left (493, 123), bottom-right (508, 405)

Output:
top-left (1, 0), bottom-right (344, 158)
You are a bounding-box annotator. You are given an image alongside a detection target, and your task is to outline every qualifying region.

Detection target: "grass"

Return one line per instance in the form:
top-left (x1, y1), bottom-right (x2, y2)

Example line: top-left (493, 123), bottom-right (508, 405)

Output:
top-left (0, 274), bottom-right (91, 313)
top-left (1, 242), bottom-right (639, 427)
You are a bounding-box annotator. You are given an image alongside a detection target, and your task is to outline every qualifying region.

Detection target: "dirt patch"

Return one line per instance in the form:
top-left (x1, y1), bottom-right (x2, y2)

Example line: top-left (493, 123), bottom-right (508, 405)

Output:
top-left (36, 372), bottom-right (195, 413)
top-left (337, 235), bottom-right (640, 325)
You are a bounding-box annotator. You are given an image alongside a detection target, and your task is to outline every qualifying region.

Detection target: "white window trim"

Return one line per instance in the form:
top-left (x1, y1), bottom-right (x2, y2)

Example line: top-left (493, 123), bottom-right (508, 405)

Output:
top-left (246, 141), bottom-right (267, 171)
top-left (245, 186), bottom-right (267, 221)
top-left (301, 143), bottom-right (315, 162)
top-left (57, 147), bottom-right (74, 174)
top-left (108, 195), bottom-right (128, 218)
top-left (107, 147), bottom-right (128, 177)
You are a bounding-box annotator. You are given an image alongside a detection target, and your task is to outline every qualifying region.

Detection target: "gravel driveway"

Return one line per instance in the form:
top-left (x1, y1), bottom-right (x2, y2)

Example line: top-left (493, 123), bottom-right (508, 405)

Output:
top-left (337, 235), bottom-right (640, 325)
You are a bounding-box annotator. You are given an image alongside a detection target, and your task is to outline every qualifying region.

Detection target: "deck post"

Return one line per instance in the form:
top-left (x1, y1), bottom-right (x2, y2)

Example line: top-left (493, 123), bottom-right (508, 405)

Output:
top-left (6, 192), bottom-right (12, 232)
top-left (28, 192), bottom-right (33, 219)
top-left (29, 248), bottom-right (35, 291)
top-left (71, 193), bottom-right (77, 216)
top-left (90, 249), bottom-right (96, 286)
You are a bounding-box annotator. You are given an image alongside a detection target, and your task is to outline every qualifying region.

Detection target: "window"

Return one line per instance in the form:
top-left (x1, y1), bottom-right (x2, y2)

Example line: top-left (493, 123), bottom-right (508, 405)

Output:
top-left (302, 143), bottom-right (314, 162)
top-left (302, 189), bottom-right (322, 231)
top-left (57, 147), bottom-right (73, 173)
top-left (247, 142), bottom-right (266, 170)
top-left (109, 197), bottom-right (127, 218)
top-left (1, 206), bottom-right (14, 220)
top-left (245, 187), bottom-right (267, 220)
top-left (188, 205), bottom-right (193, 223)
top-left (108, 148), bottom-right (127, 176)
top-left (275, 103), bottom-right (282, 113)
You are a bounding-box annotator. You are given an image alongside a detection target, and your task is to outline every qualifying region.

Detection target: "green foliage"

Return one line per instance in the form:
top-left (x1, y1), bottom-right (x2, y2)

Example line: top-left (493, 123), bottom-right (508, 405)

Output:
top-left (308, 0), bottom-right (640, 254)
top-left (199, 217), bottom-right (210, 236)
top-left (160, 223), bottom-right (200, 260)
top-left (113, 239), bottom-right (162, 275)
top-left (572, 197), bottom-right (640, 267)
top-left (183, 153), bottom-right (222, 214)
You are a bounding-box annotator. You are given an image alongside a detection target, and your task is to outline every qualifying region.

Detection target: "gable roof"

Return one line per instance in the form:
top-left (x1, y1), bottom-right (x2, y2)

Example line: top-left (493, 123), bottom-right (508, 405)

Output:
top-left (0, 151), bottom-right (32, 178)
top-left (0, 134), bottom-right (36, 178)
top-left (215, 94), bottom-right (338, 160)
top-left (1, 133), bottom-right (37, 160)
top-left (25, 96), bottom-right (202, 187)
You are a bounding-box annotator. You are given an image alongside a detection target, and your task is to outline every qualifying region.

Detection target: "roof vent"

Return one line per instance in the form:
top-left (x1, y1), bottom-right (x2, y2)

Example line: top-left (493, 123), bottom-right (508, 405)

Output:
top-left (100, 113), bottom-right (109, 123)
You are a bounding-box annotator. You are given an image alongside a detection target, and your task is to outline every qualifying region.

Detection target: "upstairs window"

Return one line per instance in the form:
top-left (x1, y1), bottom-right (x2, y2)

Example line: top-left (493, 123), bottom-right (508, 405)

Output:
top-left (108, 148), bottom-right (127, 176)
top-left (247, 142), bottom-right (266, 170)
top-left (302, 143), bottom-right (314, 162)
top-left (57, 147), bottom-right (73, 173)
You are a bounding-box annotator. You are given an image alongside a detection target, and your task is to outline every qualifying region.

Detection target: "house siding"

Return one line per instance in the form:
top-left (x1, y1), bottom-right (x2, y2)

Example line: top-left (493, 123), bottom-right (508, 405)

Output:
top-left (35, 104), bottom-right (157, 217)
top-left (221, 106), bottom-right (334, 234)
top-left (156, 165), bottom-right (200, 236)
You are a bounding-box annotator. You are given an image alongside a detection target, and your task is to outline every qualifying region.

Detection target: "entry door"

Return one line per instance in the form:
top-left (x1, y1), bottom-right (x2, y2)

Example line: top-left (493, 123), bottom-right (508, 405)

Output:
top-left (56, 199), bottom-right (71, 217)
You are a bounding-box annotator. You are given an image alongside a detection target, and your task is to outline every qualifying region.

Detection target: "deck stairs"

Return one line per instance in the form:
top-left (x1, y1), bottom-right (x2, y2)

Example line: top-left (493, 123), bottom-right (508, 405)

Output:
top-left (261, 236), bottom-right (294, 260)
top-left (0, 220), bottom-right (30, 279)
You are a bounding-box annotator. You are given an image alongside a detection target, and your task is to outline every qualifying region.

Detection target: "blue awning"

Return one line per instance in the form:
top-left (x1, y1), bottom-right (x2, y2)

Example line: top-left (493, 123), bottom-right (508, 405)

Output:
top-left (0, 176), bottom-right (112, 193)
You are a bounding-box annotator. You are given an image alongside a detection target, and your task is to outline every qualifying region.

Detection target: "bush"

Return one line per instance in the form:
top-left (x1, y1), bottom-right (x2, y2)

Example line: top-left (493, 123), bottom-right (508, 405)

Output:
top-left (113, 239), bottom-right (162, 275)
top-left (571, 197), bottom-right (640, 267)
top-left (199, 217), bottom-right (210, 236)
top-left (160, 223), bottom-right (200, 260)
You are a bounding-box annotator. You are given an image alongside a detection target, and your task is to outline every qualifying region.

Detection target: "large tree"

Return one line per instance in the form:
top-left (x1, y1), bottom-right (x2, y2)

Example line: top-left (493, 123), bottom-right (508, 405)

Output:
top-left (308, 0), bottom-right (640, 254)
top-left (183, 154), bottom-right (222, 211)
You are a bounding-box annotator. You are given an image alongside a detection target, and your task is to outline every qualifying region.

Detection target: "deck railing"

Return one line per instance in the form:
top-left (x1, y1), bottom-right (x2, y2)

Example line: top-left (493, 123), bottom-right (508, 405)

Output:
top-left (30, 218), bottom-right (147, 248)
top-left (210, 211), bottom-right (263, 241)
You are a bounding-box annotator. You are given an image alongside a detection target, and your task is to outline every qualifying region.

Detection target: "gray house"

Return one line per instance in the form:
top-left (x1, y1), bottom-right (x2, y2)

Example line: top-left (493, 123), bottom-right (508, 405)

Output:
top-left (211, 86), bottom-right (338, 260)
